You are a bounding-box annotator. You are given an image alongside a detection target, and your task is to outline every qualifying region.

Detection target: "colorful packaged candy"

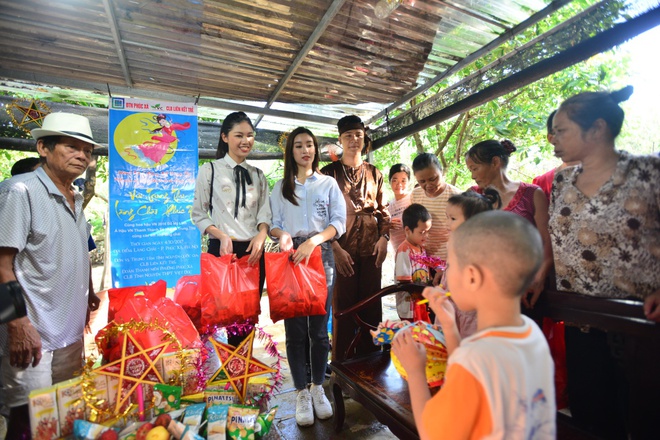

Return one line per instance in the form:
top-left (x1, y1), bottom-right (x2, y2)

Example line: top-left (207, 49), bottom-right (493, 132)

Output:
top-left (29, 385), bottom-right (59, 440)
top-left (390, 320), bottom-right (448, 387)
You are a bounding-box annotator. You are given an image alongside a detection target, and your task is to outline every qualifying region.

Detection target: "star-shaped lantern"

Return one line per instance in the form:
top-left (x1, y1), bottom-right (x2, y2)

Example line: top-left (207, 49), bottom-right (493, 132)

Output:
top-left (208, 330), bottom-right (277, 403)
top-left (93, 330), bottom-right (172, 414)
top-left (6, 99), bottom-right (50, 134)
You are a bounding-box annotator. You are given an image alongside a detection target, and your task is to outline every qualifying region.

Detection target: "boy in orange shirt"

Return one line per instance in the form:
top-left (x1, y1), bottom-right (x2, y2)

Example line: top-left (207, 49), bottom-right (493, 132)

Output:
top-left (392, 211), bottom-right (555, 439)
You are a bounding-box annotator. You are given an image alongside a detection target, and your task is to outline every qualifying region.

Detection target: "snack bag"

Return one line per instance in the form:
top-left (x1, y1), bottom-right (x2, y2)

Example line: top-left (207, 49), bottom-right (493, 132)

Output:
top-left (255, 406), bottom-right (278, 439)
top-left (205, 387), bottom-right (239, 408)
top-left (391, 320), bottom-right (448, 387)
top-left (182, 402), bottom-right (206, 427)
top-left (154, 384), bottom-right (182, 414)
top-left (206, 405), bottom-right (229, 440)
top-left (265, 247), bottom-right (327, 322)
top-left (57, 377), bottom-right (85, 437)
top-left (29, 385), bottom-right (59, 440)
top-left (227, 405), bottom-right (260, 440)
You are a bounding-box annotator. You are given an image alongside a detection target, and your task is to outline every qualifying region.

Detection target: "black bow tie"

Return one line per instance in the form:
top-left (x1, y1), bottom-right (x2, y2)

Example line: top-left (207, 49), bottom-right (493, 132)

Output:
top-left (234, 165), bottom-right (252, 218)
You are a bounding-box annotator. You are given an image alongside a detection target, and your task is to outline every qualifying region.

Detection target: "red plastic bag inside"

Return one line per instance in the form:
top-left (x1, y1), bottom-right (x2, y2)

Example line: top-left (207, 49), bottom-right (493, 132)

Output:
top-left (200, 253), bottom-right (261, 329)
top-left (543, 317), bottom-right (568, 409)
top-left (264, 247), bottom-right (327, 323)
top-left (107, 280), bottom-right (167, 322)
top-left (173, 275), bottom-right (203, 332)
top-left (97, 296), bottom-right (201, 361)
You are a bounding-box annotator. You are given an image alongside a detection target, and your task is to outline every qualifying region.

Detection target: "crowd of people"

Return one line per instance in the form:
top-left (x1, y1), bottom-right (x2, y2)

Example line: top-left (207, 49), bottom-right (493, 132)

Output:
top-left (1, 85), bottom-right (658, 439)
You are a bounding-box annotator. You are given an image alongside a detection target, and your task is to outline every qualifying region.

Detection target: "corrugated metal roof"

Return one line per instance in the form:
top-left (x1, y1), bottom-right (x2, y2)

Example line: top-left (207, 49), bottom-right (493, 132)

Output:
top-left (0, 0), bottom-right (550, 129)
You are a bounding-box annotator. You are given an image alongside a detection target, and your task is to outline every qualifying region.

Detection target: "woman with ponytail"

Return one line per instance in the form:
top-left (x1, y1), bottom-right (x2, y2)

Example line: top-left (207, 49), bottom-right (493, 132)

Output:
top-left (191, 112), bottom-right (271, 346)
top-left (465, 139), bottom-right (553, 308)
top-left (549, 86), bottom-right (660, 439)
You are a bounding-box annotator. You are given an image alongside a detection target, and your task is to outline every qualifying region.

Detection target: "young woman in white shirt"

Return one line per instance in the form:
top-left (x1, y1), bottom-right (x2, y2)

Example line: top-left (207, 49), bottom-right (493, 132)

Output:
top-left (269, 127), bottom-right (346, 427)
top-left (191, 112), bottom-right (271, 346)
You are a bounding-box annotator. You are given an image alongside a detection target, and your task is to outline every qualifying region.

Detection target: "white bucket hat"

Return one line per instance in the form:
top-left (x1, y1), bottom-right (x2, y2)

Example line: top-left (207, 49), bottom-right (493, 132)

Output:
top-left (31, 112), bottom-right (102, 148)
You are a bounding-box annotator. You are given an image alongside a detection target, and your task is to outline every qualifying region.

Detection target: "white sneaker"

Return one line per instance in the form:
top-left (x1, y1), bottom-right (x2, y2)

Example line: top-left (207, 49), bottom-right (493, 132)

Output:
top-left (295, 388), bottom-right (314, 427)
top-left (310, 384), bottom-right (333, 420)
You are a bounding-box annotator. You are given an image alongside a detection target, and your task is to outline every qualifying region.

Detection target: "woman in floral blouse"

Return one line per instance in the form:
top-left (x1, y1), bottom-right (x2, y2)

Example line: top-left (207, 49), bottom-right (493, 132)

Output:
top-left (549, 86), bottom-right (660, 440)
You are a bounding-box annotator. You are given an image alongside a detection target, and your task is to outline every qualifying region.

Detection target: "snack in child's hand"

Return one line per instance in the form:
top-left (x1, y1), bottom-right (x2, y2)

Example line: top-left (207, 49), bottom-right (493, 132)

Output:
top-left (370, 320), bottom-right (407, 345)
top-left (227, 405), bottom-right (259, 440)
top-left (206, 405), bottom-right (229, 440)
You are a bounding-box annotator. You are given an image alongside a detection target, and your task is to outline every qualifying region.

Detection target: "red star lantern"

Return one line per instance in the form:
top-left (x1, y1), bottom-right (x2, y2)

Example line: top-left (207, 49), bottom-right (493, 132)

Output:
top-left (208, 330), bottom-right (277, 403)
top-left (6, 99), bottom-right (50, 134)
top-left (93, 328), bottom-right (172, 414)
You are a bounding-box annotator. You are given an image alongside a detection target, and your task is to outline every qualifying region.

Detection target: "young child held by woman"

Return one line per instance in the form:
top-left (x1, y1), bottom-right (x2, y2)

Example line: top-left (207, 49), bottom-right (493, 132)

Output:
top-left (392, 211), bottom-right (556, 439)
top-left (442, 189), bottom-right (501, 339)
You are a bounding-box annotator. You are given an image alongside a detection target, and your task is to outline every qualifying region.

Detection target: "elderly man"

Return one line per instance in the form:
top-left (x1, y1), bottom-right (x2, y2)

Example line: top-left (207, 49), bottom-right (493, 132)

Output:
top-left (0, 112), bottom-right (102, 438)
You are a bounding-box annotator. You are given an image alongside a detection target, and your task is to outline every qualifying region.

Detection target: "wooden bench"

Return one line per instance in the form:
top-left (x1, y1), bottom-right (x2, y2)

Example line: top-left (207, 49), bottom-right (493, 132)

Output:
top-left (329, 283), bottom-right (425, 440)
top-left (329, 283), bottom-right (660, 439)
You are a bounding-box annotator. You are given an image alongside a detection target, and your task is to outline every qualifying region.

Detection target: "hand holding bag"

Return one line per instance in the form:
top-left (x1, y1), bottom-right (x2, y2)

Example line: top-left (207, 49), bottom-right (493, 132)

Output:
top-left (265, 246), bottom-right (328, 323)
top-left (200, 253), bottom-right (261, 329)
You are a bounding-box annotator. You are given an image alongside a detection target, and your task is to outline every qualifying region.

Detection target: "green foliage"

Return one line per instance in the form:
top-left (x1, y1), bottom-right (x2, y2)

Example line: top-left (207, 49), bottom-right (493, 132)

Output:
top-left (0, 150), bottom-right (39, 181)
top-left (370, 0), bottom-right (635, 190)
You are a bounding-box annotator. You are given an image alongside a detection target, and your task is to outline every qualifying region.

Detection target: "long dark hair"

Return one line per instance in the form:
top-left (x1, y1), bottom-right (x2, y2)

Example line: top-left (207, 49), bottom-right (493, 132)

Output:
top-left (216, 111), bottom-right (255, 159)
top-left (282, 127), bottom-right (320, 206)
top-left (466, 139), bottom-right (516, 169)
top-left (558, 86), bottom-right (633, 139)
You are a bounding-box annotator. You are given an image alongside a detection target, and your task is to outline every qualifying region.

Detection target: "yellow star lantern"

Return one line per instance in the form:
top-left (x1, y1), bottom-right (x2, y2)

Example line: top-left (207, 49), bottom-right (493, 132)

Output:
top-left (88, 321), bottom-right (180, 416)
top-left (208, 330), bottom-right (277, 403)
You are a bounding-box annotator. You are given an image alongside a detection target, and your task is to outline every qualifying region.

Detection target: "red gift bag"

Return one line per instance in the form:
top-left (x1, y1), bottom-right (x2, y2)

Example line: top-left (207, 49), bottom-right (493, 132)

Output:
top-left (173, 275), bottom-right (203, 333)
top-left (200, 253), bottom-right (261, 328)
top-left (107, 280), bottom-right (167, 322)
top-left (543, 317), bottom-right (569, 409)
top-left (264, 247), bottom-right (328, 323)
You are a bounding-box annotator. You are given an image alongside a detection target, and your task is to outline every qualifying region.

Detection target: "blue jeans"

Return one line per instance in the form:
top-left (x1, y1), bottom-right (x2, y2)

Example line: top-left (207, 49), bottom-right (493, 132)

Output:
top-left (284, 239), bottom-right (334, 390)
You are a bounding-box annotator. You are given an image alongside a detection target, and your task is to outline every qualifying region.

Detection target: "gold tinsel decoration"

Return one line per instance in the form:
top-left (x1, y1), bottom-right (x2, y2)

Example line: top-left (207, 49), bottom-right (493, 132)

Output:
top-left (5, 99), bottom-right (50, 135)
top-left (82, 319), bottom-right (184, 423)
top-left (277, 131), bottom-right (290, 152)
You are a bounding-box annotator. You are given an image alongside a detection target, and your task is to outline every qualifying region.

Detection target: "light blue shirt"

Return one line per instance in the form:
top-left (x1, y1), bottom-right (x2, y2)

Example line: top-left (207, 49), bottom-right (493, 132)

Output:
top-left (270, 172), bottom-right (346, 239)
top-left (0, 167), bottom-right (90, 354)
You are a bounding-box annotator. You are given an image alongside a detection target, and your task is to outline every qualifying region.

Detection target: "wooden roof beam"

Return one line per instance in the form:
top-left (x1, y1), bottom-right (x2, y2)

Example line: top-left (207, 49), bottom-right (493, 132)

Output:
top-left (102, 0), bottom-right (132, 87)
top-left (0, 69), bottom-right (339, 126)
top-left (371, 5), bottom-right (660, 149)
top-left (253, 0), bottom-right (348, 128)
top-left (365, 0), bottom-right (573, 126)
